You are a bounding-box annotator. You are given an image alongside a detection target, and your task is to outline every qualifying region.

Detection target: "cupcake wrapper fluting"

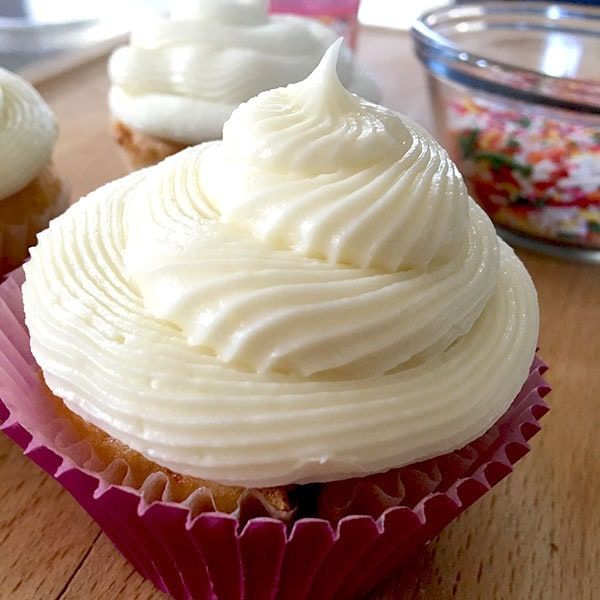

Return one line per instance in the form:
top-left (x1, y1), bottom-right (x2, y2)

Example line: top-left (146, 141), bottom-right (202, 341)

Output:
top-left (0, 269), bottom-right (550, 600)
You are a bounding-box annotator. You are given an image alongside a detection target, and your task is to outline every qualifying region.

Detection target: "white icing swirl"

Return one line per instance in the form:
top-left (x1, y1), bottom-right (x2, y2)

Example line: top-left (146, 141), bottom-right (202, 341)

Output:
top-left (24, 44), bottom-right (538, 487)
top-left (108, 0), bottom-right (380, 144)
top-left (0, 68), bottom-right (58, 200)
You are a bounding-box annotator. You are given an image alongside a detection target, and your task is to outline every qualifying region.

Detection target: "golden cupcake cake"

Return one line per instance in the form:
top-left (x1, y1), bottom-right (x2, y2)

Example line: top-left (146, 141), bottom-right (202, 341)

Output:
top-left (23, 41), bottom-right (539, 519)
top-left (107, 0), bottom-right (380, 170)
top-left (0, 68), bottom-right (69, 277)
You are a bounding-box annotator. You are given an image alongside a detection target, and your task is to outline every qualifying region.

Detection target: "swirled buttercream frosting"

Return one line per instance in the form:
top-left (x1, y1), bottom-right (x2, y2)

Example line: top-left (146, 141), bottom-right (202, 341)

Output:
top-left (108, 0), bottom-right (380, 144)
top-left (24, 42), bottom-right (538, 487)
top-left (0, 68), bottom-right (58, 200)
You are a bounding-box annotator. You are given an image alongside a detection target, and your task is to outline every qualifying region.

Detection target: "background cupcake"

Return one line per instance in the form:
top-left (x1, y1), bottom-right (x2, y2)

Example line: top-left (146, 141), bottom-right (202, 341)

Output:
top-left (0, 68), bottom-right (69, 278)
top-left (108, 0), bottom-right (380, 170)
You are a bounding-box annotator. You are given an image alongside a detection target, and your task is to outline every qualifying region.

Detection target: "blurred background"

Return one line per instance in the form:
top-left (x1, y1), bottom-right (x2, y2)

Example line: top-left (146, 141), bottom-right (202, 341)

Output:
top-left (0, 0), bottom-right (451, 73)
top-left (3, 0), bottom-right (600, 75)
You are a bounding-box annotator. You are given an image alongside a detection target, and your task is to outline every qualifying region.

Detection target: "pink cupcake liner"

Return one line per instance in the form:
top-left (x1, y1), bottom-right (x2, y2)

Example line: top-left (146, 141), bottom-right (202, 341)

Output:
top-left (0, 268), bottom-right (550, 600)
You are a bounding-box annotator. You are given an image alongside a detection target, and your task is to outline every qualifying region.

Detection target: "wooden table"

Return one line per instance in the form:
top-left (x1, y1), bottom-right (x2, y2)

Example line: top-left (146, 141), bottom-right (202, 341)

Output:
top-left (1, 29), bottom-right (598, 600)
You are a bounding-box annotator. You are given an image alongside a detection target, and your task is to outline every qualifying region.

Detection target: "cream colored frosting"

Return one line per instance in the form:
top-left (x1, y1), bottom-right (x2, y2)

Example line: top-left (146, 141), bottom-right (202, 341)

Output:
top-left (24, 43), bottom-right (538, 487)
top-left (0, 68), bottom-right (58, 200)
top-left (108, 0), bottom-right (380, 144)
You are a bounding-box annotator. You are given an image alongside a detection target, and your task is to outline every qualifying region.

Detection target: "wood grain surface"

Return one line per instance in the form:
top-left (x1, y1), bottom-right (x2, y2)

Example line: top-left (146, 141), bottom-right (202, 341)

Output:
top-left (0, 29), bottom-right (598, 600)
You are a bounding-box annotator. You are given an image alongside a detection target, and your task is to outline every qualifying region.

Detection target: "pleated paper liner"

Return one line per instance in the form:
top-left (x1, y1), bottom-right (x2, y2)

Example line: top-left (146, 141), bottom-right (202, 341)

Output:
top-left (0, 268), bottom-right (550, 600)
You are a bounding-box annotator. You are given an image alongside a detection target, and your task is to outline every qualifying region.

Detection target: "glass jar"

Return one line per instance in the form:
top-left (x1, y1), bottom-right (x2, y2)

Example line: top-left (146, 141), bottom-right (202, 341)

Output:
top-left (412, 2), bottom-right (600, 262)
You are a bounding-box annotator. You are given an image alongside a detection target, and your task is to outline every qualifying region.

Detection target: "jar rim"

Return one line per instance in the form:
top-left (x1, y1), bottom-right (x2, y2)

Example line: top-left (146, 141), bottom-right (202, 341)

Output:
top-left (411, 1), bottom-right (600, 114)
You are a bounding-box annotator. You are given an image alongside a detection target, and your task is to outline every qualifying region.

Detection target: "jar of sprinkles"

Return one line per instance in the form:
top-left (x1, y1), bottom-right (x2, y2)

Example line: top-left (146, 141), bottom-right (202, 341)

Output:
top-left (413, 2), bottom-right (600, 262)
top-left (448, 97), bottom-right (600, 249)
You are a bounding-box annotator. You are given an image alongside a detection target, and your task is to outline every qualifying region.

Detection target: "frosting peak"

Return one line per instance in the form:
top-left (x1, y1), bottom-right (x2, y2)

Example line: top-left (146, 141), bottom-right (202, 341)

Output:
top-left (197, 41), bottom-right (469, 276)
top-left (299, 38), bottom-right (360, 112)
top-left (221, 38), bottom-right (412, 174)
top-left (0, 68), bottom-right (58, 200)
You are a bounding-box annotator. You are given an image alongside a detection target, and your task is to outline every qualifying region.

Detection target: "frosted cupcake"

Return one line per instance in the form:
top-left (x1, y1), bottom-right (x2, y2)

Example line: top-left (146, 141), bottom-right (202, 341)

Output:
top-left (0, 68), bottom-right (69, 277)
top-left (3, 42), bottom-right (547, 598)
top-left (108, 0), bottom-right (380, 170)
top-left (26, 38), bottom-right (539, 502)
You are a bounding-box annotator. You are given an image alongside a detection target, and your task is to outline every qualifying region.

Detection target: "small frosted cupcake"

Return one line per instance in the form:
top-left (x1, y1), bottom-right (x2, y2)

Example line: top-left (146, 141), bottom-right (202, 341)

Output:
top-left (0, 68), bottom-right (69, 277)
top-left (2, 42), bottom-right (547, 598)
top-left (108, 0), bottom-right (380, 170)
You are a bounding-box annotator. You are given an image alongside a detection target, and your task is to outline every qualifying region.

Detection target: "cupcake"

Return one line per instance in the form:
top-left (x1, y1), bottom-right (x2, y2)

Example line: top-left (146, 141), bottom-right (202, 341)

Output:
top-left (1, 42), bottom-right (548, 599)
top-left (0, 67), bottom-right (69, 278)
top-left (108, 0), bottom-right (380, 170)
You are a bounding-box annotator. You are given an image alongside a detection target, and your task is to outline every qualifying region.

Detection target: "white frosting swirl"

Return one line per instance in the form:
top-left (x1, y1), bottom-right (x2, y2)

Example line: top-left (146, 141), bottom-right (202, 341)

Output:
top-left (24, 43), bottom-right (538, 487)
top-left (0, 68), bottom-right (58, 200)
top-left (108, 0), bottom-right (380, 144)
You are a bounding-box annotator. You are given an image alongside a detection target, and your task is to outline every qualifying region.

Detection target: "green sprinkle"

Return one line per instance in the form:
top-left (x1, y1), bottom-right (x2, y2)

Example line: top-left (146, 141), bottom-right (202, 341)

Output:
top-left (588, 222), bottom-right (600, 234)
top-left (458, 129), bottom-right (480, 159)
top-left (473, 151), bottom-right (532, 177)
top-left (517, 116), bottom-right (531, 128)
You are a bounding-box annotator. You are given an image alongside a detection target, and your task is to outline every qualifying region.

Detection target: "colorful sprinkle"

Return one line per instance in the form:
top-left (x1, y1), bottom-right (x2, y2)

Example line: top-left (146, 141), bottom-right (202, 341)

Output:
top-left (447, 97), bottom-right (600, 248)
